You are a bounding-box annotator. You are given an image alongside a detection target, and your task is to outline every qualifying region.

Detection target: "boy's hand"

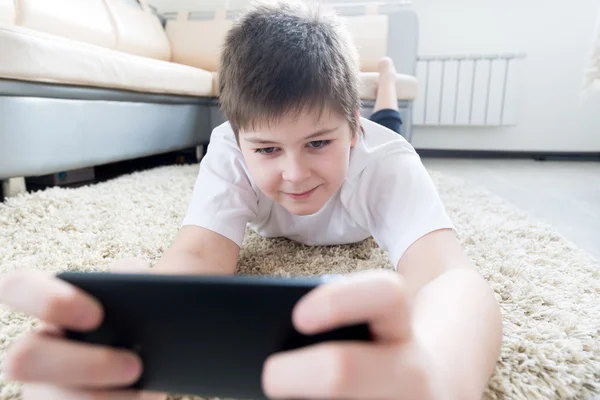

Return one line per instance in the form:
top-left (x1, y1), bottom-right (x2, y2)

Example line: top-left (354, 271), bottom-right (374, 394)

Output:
top-left (262, 269), bottom-right (451, 400)
top-left (0, 260), bottom-right (167, 400)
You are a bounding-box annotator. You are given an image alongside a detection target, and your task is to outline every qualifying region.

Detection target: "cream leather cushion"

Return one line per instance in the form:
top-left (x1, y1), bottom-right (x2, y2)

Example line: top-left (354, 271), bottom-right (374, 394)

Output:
top-left (344, 14), bottom-right (389, 73)
top-left (0, 25), bottom-right (213, 97)
top-left (212, 72), bottom-right (220, 97)
top-left (360, 72), bottom-right (417, 101)
top-left (103, 0), bottom-right (171, 61)
top-left (166, 12), bottom-right (233, 72)
top-left (348, 13), bottom-right (418, 100)
top-left (14, 0), bottom-right (117, 49)
top-left (0, 0), bottom-right (15, 25)
top-left (165, 12), bottom-right (388, 74)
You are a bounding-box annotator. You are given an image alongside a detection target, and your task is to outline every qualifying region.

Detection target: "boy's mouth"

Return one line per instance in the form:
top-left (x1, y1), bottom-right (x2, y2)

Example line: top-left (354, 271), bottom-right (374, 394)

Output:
top-left (284, 185), bottom-right (321, 200)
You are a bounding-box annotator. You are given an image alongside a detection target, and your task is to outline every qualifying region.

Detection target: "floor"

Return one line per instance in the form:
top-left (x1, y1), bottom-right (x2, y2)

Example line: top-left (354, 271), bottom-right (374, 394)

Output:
top-left (422, 158), bottom-right (600, 261)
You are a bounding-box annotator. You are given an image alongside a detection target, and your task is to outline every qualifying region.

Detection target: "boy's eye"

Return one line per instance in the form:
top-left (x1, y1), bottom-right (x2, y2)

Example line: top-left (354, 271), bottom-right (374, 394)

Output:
top-left (307, 140), bottom-right (331, 149)
top-left (253, 140), bottom-right (330, 155)
top-left (254, 147), bottom-right (278, 155)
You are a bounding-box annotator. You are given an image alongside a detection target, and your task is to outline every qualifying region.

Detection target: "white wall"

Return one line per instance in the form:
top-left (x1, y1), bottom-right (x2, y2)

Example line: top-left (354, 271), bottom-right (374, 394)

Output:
top-left (149, 0), bottom-right (600, 152)
top-left (411, 0), bottom-right (600, 152)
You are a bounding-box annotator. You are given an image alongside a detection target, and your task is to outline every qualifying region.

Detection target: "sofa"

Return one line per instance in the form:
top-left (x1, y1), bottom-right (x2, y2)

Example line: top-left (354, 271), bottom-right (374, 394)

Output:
top-left (0, 0), bottom-right (419, 190)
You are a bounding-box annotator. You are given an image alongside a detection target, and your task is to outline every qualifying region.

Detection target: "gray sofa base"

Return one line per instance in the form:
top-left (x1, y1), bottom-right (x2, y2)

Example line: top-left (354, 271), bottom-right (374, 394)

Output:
top-left (0, 79), bottom-right (218, 180)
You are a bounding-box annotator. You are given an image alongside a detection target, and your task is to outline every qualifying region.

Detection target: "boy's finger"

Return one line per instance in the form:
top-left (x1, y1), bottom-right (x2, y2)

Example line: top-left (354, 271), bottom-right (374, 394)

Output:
top-left (293, 270), bottom-right (411, 342)
top-left (23, 384), bottom-right (167, 400)
top-left (263, 341), bottom-right (435, 400)
top-left (0, 271), bottom-right (103, 331)
top-left (34, 322), bottom-right (64, 338)
top-left (4, 333), bottom-right (142, 388)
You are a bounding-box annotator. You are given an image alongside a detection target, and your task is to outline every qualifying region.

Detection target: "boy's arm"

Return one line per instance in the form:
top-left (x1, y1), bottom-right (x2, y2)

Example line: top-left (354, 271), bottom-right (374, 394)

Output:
top-left (152, 226), bottom-right (239, 275)
top-left (398, 229), bottom-right (502, 400)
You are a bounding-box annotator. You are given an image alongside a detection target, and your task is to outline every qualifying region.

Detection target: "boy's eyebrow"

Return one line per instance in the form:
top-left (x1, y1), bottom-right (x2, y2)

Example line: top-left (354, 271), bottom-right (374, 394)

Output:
top-left (243, 126), bottom-right (339, 144)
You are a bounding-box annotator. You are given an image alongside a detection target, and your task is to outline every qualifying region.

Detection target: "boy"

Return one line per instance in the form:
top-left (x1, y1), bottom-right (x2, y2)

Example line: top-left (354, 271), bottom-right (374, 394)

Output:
top-left (0, 1), bottom-right (502, 399)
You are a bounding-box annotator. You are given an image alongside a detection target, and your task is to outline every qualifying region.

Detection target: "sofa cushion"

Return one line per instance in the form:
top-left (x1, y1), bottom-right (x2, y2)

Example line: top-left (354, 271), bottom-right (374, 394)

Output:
top-left (103, 0), bottom-right (171, 61)
top-left (0, 0), bottom-right (15, 25)
top-left (0, 25), bottom-right (213, 97)
top-left (166, 11), bottom-right (232, 72)
top-left (344, 14), bottom-right (389, 73)
top-left (165, 11), bottom-right (389, 74)
top-left (359, 72), bottom-right (417, 101)
top-left (212, 71), bottom-right (220, 96)
top-left (14, 0), bottom-right (117, 49)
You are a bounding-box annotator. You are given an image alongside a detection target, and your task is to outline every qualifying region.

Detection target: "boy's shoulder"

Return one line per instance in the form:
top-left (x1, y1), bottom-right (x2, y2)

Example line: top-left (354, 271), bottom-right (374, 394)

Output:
top-left (207, 121), bottom-right (240, 151)
top-left (357, 117), bottom-right (416, 153)
top-left (346, 117), bottom-right (419, 181)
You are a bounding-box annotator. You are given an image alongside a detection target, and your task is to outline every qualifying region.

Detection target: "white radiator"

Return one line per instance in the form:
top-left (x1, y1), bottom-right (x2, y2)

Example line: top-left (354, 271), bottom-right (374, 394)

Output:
top-left (413, 53), bottom-right (526, 127)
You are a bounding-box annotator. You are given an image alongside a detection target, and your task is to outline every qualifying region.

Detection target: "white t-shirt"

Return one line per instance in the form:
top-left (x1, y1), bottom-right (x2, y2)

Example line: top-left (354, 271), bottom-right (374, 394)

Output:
top-left (181, 117), bottom-right (455, 268)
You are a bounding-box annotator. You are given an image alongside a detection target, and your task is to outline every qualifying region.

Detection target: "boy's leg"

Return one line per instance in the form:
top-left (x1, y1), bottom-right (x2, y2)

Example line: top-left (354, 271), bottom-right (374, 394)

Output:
top-left (373, 57), bottom-right (399, 113)
top-left (369, 57), bottom-right (403, 134)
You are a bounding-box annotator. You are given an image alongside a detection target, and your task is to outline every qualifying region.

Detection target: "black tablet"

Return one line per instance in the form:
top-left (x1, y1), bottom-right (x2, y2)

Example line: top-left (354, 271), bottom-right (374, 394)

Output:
top-left (57, 272), bottom-right (371, 399)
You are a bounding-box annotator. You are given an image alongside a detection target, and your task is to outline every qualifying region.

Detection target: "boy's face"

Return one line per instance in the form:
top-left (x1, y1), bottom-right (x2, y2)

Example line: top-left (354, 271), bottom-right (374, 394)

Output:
top-left (238, 108), bottom-right (358, 216)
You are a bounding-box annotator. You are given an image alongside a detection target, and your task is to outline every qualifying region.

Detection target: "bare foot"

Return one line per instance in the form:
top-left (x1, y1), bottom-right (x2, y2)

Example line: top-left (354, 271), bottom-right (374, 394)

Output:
top-left (378, 56), bottom-right (397, 83)
top-left (373, 56), bottom-right (399, 112)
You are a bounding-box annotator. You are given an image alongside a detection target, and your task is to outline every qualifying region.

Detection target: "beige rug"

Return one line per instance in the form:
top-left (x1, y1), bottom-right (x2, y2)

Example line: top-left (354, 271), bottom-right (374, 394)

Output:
top-left (0, 164), bottom-right (599, 400)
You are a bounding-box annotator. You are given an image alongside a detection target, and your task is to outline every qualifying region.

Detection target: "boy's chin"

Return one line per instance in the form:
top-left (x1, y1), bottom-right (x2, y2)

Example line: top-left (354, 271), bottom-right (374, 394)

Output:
top-left (280, 199), bottom-right (327, 216)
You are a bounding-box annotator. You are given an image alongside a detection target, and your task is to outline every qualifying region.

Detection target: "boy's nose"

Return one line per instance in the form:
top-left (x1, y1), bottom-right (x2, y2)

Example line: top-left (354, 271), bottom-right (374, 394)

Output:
top-left (282, 157), bottom-right (311, 183)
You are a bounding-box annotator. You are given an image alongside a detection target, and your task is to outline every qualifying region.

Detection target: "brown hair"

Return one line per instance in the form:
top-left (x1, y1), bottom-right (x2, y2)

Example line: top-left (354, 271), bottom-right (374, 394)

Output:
top-left (218, 0), bottom-right (362, 139)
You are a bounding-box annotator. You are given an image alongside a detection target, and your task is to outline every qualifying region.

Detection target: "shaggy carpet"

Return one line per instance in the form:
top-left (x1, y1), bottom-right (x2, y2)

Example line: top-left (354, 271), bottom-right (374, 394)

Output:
top-left (0, 164), bottom-right (598, 400)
